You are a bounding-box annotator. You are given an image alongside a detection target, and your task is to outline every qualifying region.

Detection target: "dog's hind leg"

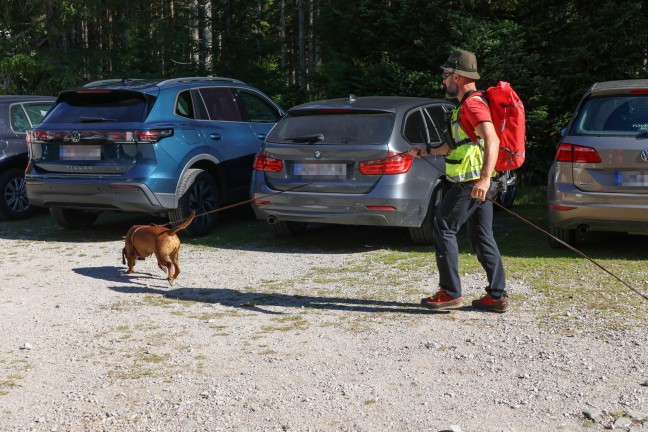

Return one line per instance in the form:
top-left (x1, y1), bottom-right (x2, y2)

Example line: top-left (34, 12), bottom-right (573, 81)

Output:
top-left (170, 250), bottom-right (181, 281)
top-left (155, 253), bottom-right (175, 285)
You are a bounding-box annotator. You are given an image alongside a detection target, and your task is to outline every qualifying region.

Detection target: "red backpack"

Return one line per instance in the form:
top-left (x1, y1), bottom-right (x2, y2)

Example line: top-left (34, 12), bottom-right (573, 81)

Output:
top-left (458, 81), bottom-right (526, 172)
top-left (484, 81), bottom-right (526, 172)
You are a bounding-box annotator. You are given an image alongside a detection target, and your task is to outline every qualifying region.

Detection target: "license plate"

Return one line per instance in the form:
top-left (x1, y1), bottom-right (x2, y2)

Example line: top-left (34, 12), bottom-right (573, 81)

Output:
top-left (615, 170), bottom-right (648, 187)
top-left (294, 162), bottom-right (347, 178)
top-left (60, 145), bottom-right (101, 161)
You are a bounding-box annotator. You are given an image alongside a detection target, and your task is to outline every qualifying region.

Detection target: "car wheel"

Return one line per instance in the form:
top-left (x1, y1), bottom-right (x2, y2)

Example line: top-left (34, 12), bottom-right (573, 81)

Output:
top-left (0, 167), bottom-right (33, 220)
top-left (169, 168), bottom-right (219, 237)
top-left (548, 224), bottom-right (576, 249)
top-left (409, 180), bottom-right (446, 245)
top-left (50, 207), bottom-right (100, 229)
top-left (268, 220), bottom-right (308, 237)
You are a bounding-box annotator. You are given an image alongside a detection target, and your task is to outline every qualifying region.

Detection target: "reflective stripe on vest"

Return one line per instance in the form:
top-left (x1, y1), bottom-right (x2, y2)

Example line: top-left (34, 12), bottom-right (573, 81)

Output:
top-left (446, 107), bottom-right (484, 182)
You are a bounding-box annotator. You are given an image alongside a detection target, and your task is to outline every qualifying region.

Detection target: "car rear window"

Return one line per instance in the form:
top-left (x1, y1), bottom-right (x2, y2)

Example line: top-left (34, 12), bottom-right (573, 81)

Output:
top-left (267, 112), bottom-right (395, 145)
top-left (573, 95), bottom-right (648, 135)
top-left (43, 90), bottom-right (152, 123)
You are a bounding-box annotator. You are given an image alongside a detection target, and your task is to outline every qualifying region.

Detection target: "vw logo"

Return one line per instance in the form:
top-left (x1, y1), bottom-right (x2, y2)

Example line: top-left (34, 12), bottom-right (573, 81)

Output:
top-left (71, 131), bottom-right (81, 143)
top-left (641, 148), bottom-right (648, 162)
top-left (314, 150), bottom-right (322, 159)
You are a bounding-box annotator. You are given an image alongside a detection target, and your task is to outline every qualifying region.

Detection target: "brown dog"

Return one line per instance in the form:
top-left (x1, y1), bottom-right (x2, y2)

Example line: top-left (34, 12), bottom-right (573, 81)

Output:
top-left (122, 212), bottom-right (196, 285)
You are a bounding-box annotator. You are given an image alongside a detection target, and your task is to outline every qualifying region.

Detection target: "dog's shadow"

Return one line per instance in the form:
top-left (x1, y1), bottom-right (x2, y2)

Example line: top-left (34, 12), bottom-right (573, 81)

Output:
top-left (74, 266), bottom-right (450, 315)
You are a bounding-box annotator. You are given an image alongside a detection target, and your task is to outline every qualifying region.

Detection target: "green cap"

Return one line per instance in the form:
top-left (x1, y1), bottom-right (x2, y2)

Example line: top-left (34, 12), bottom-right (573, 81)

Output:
top-left (440, 50), bottom-right (480, 80)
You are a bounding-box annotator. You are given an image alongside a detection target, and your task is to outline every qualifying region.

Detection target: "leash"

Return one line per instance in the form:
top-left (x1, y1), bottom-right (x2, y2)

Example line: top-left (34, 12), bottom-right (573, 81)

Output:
top-left (412, 151), bottom-right (647, 301)
top-left (161, 182), bottom-right (311, 227)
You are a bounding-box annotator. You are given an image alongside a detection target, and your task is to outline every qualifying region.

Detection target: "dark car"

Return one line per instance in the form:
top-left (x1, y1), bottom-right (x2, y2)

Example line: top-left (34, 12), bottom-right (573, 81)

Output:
top-left (547, 79), bottom-right (648, 247)
top-left (25, 77), bottom-right (284, 236)
top-left (0, 96), bottom-right (55, 220)
top-left (250, 95), bottom-right (455, 244)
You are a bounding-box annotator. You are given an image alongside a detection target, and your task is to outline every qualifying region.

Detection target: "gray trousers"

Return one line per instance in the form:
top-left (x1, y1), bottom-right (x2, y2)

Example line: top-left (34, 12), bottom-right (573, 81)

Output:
top-left (433, 181), bottom-right (507, 299)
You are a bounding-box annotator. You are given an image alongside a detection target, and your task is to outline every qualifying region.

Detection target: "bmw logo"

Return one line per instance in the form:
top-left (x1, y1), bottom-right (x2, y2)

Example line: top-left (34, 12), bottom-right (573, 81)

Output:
top-left (641, 148), bottom-right (648, 162)
top-left (314, 150), bottom-right (322, 159)
top-left (71, 131), bottom-right (81, 143)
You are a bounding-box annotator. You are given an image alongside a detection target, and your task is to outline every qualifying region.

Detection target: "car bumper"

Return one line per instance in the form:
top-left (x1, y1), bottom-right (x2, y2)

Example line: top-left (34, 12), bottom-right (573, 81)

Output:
top-left (250, 185), bottom-right (429, 228)
top-left (548, 184), bottom-right (648, 233)
top-left (25, 178), bottom-right (176, 213)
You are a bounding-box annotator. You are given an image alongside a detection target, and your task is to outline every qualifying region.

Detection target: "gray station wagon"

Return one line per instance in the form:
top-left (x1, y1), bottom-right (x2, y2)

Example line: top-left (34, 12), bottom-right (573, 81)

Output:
top-left (250, 95), bottom-right (455, 244)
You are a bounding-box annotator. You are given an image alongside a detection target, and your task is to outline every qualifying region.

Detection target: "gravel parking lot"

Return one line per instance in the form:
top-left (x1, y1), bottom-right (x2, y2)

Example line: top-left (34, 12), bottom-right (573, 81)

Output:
top-left (1, 211), bottom-right (647, 431)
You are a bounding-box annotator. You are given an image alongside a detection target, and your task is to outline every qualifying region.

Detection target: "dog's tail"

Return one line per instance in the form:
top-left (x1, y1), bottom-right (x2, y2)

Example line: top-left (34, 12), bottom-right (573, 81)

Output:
top-left (168, 211), bottom-right (196, 236)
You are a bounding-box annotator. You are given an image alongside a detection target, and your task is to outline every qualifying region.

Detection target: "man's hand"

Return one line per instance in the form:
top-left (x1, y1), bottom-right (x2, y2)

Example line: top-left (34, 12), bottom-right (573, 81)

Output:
top-left (407, 144), bottom-right (427, 158)
top-left (471, 177), bottom-right (491, 201)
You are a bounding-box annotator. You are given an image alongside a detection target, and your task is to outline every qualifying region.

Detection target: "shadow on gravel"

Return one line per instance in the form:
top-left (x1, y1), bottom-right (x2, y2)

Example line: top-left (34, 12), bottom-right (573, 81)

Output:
top-left (75, 266), bottom-right (449, 315)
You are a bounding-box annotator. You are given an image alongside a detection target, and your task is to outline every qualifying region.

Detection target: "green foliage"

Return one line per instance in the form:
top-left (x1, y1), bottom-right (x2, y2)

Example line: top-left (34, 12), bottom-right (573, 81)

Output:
top-left (0, 0), bottom-right (646, 184)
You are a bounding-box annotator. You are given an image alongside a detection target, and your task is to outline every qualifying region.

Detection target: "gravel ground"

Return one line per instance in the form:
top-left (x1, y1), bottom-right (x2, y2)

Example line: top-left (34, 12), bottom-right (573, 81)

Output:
top-left (1, 213), bottom-right (647, 432)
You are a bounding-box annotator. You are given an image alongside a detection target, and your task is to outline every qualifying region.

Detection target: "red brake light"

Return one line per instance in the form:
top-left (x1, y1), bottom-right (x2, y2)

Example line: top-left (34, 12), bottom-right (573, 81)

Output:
top-left (359, 152), bottom-right (413, 175)
top-left (555, 143), bottom-right (601, 163)
top-left (253, 153), bottom-right (283, 172)
top-left (28, 129), bottom-right (173, 144)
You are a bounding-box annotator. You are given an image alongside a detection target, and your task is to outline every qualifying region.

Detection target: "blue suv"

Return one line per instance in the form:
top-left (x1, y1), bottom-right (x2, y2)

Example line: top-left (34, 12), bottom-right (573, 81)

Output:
top-left (26, 77), bottom-right (284, 236)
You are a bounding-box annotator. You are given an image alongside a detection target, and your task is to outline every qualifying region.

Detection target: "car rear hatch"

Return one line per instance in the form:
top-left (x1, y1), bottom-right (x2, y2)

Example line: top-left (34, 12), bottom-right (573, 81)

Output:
top-left (28, 89), bottom-right (161, 175)
top-left (564, 92), bottom-right (648, 195)
top-left (260, 109), bottom-right (399, 194)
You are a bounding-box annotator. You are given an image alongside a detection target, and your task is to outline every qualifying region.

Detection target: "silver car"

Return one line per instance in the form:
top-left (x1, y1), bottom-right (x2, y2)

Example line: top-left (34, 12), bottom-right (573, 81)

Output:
top-left (250, 95), bottom-right (455, 244)
top-left (547, 79), bottom-right (648, 247)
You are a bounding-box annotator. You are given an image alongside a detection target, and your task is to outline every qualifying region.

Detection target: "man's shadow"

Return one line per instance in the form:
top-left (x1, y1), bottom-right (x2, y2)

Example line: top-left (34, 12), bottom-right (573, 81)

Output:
top-left (74, 266), bottom-right (452, 315)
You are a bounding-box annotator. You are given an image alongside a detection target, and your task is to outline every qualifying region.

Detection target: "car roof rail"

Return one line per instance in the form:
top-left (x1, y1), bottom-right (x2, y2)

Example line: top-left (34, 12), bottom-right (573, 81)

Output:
top-left (83, 78), bottom-right (146, 87)
top-left (156, 76), bottom-right (246, 86)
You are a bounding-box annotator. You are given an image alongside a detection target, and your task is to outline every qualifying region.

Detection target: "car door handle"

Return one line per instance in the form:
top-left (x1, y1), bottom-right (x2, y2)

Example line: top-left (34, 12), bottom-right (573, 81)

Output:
top-left (209, 133), bottom-right (222, 141)
top-left (256, 133), bottom-right (267, 140)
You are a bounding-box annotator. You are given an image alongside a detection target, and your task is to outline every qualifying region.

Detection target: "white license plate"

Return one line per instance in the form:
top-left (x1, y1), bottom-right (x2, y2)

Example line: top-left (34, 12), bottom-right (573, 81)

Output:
top-left (616, 170), bottom-right (648, 187)
top-left (60, 145), bottom-right (101, 161)
top-left (294, 162), bottom-right (346, 178)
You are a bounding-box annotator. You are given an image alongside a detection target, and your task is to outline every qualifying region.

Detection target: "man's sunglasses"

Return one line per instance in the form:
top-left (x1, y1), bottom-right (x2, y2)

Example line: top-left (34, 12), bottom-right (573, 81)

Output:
top-left (442, 71), bottom-right (454, 79)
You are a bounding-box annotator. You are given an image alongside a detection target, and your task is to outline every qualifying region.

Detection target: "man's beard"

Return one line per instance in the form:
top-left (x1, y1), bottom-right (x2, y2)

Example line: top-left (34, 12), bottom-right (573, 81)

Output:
top-left (444, 81), bottom-right (458, 98)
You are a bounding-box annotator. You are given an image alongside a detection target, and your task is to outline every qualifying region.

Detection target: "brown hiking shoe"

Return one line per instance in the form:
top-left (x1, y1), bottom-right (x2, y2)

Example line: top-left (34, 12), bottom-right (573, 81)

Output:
top-left (421, 289), bottom-right (463, 310)
top-left (472, 293), bottom-right (509, 313)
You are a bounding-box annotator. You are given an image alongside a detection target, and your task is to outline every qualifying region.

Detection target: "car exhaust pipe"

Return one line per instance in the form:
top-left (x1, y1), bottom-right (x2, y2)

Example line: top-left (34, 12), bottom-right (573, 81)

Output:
top-left (577, 224), bottom-right (589, 235)
top-left (267, 216), bottom-right (278, 225)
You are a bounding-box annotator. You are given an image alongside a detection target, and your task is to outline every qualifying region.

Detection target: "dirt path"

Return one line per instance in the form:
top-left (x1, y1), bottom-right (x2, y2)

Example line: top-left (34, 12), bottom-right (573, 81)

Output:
top-left (0, 214), bottom-right (646, 431)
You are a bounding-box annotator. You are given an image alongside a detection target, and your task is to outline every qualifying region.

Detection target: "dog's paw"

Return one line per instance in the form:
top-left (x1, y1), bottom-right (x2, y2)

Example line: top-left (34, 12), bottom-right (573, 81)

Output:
top-left (167, 278), bottom-right (175, 286)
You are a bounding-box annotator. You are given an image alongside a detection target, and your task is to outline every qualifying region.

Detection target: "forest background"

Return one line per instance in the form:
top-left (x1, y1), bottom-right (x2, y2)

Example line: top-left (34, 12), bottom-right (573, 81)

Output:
top-left (1, 0), bottom-right (647, 184)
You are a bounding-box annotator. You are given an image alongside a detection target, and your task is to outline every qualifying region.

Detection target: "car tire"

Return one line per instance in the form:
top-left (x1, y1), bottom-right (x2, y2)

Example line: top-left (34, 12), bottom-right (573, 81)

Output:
top-left (268, 220), bottom-right (308, 236)
top-left (409, 180), bottom-right (446, 245)
top-left (548, 224), bottom-right (576, 249)
top-left (50, 207), bottom-right (100, 229)
top-left (169, 168), bottom-right (219, 237)
top-left (0, 167), bottom-right (33, 220)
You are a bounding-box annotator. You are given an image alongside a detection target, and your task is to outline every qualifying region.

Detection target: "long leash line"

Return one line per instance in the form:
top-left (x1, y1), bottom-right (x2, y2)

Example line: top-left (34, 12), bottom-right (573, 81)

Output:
top-left (162, 182), bottom-right (311, 227)
top-left (414, 153), bottom-right (647, 301)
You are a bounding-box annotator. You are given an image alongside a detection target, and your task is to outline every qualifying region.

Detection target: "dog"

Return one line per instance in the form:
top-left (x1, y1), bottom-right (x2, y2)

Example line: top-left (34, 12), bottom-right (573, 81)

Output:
top-left (122, 212), bottom-right (196, 285)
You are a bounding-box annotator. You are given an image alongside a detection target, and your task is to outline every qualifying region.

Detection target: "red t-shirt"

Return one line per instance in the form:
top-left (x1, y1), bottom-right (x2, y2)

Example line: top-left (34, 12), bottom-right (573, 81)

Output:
top-left (458, 94), bottom-right (492, 143)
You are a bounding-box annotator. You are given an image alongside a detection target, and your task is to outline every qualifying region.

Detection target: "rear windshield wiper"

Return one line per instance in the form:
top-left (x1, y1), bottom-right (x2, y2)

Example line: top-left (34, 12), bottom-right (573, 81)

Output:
top-left (79, 117), bottom-right (118, 123)
top-left (284, 133), bottom-right (324, 144)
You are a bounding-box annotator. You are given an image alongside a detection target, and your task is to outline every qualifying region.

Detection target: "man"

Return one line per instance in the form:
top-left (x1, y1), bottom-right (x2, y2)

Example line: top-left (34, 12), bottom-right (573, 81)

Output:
top-left (408, 49), bottom-right (508, 313)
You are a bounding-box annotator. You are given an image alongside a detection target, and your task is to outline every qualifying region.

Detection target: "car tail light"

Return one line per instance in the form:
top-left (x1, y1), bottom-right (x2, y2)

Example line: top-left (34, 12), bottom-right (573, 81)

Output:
top-left (359, 152), bottom-right (413, 175)
top-left (253, 152), bottom-right (283, 172)
top-left (555, 143), bottom-right (601, 163)
top-left (28, 129), bottom-right (173, 144)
